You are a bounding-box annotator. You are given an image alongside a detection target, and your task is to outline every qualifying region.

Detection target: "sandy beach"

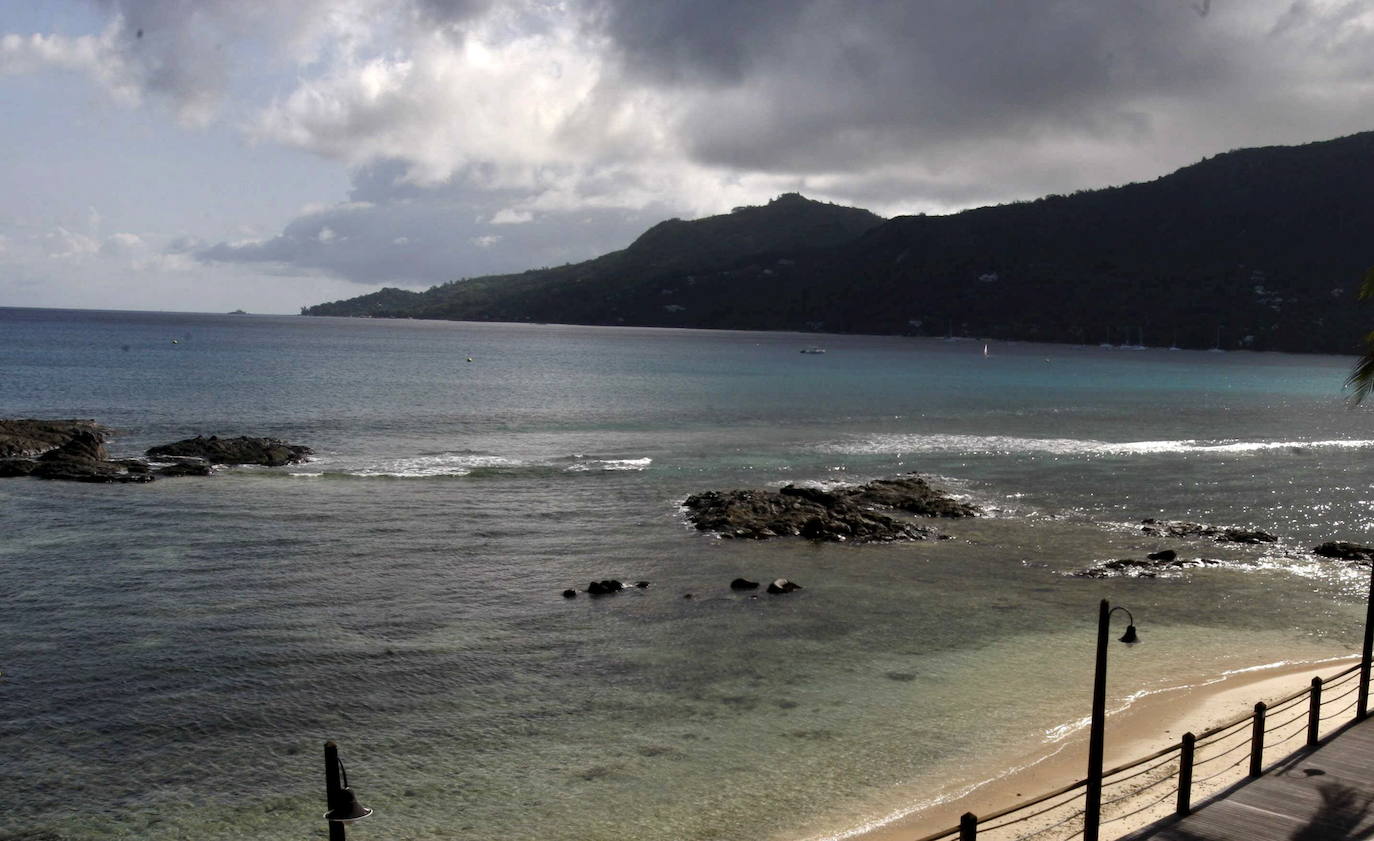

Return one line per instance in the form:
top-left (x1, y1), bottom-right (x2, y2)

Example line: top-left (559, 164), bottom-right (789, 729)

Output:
top-left (836, 654), bottom-right (1364, 841)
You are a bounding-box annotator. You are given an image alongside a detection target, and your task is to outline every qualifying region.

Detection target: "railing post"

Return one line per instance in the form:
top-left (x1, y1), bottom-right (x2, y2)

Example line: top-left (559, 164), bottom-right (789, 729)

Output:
top-left (1249, 702), bottom-right (1267, 777)
top-left (960, 811), bottom-right (977, 840)
top-left (1176, 732), bottom-right (1195, 816)
top-left (1361, 561), bottom-right (1374, 719)
top-left (1308, 677), bottom-right (1323, 747)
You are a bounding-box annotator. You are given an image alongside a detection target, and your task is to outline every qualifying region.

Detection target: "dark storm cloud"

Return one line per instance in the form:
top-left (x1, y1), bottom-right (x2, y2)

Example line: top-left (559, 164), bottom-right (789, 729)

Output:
top-left (590, 0), bottom-right (1239, 174)
top-left (577, 0), bottom-right (1374, 217)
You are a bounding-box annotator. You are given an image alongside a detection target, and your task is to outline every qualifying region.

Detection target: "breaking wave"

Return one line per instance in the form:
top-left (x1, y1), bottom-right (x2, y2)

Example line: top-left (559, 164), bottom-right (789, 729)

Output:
top-left (290, 452), bottom-right (652, 479)
top-left (825, 434), bottom-right (1374, 458)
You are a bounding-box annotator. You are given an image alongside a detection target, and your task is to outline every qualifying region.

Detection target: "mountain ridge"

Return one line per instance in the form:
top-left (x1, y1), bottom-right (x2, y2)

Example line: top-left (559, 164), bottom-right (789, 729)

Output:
top-left (303, 132), bottom-right (1374, 354)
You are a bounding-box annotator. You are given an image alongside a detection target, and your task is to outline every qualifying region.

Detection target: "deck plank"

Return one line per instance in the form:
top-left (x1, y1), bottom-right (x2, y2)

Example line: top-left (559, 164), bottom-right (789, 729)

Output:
top-left (1124, 716), bottom-right (1374, 841)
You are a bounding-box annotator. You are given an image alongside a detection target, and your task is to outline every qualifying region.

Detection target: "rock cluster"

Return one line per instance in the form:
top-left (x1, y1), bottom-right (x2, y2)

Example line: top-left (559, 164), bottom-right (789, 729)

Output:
top-left (0, 419), bottom-right (309, 483)
top-left (1139, 519), bottom-right (1277, 544)
top-left (146, 435), bottom-right (313, 467)
top-left (0, 419), bottom-right (110, 458)
top-left (683, 475), bottom-right (977, 542)
top-left (0, 428), bottom-right (161, 483)
top-left (1072, 556), bottom-right (1221, 579)
top-left (564, 577), bottom-right (803, 598)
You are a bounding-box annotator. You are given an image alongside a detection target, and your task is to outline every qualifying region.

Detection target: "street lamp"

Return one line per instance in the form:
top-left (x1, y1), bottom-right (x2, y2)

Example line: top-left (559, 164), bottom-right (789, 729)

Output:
top-left (1084, 600), bottom-right (1139, 841)
top-left (324, 741), bottom-right (372, 840)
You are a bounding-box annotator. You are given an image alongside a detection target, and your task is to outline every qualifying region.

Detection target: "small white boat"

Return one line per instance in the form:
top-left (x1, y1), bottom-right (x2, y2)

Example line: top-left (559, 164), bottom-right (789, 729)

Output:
top-left (982, 344), bottom-right (989, 358)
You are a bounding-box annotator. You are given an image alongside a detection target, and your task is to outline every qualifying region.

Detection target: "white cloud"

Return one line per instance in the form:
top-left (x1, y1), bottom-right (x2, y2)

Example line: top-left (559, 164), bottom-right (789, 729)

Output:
top-left (9, 0), bottom-right (1374, 309)
top-left (46, 226), bottom-right (101, 259)
top-left (100, 231), bottom-right (145, 255)
top-left (489, 208), bottom-right (533, 224)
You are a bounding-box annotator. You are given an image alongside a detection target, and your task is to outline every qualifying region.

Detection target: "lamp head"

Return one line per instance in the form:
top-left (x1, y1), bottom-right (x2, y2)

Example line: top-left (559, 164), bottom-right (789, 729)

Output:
top-left (1119, 624), bottom-right (1139, 645)
top-left (325, 787), bottom-right (373, 823)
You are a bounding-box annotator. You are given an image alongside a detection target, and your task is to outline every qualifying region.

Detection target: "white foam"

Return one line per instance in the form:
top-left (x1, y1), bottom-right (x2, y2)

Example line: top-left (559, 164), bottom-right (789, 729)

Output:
top-left (353, 453), bottom-right (524, 478)
top-left (825, 434), bottom-right (1374, 458)
top-left (564, 457), bottom-right (651, 472)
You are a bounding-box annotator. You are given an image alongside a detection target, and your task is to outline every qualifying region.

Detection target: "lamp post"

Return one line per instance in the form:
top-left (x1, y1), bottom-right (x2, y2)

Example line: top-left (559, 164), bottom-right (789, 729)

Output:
top-left (324, 741), bottom-right (372, 840)
top-left (1084, 600), bottom-right (1139, 841)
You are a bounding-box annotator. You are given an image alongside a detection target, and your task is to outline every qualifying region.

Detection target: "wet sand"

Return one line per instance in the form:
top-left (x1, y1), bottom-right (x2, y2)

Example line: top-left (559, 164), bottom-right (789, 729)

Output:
top-left (840, 655), bottom-right (1363, 841)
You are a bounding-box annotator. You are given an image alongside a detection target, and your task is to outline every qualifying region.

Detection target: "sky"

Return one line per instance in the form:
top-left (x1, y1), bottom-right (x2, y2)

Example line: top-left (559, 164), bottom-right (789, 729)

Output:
top-left (2, 1), bottom-right (1373, 314)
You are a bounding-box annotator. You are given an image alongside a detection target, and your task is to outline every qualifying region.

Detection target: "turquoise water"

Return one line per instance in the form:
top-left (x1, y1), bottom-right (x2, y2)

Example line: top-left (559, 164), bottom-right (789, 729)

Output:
top-left (2, 307), bottom-right (1373, 841)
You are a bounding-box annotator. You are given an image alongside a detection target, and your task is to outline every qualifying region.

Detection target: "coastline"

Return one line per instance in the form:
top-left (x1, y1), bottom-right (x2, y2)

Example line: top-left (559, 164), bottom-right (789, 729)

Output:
top-left (818, 653), bottom-right (1362, 841)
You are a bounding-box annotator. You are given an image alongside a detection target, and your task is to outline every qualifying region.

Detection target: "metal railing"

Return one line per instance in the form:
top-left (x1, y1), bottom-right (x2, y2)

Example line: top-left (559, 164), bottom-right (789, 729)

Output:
top-left (912, 661), bottom-right (1365, 841)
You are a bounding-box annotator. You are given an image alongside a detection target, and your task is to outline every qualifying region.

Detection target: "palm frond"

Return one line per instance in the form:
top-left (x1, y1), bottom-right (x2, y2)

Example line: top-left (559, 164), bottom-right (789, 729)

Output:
top-left (1359, 267), bottom-right (1374, 301)
top-left (1346, 330), bottom-right (1374, 405)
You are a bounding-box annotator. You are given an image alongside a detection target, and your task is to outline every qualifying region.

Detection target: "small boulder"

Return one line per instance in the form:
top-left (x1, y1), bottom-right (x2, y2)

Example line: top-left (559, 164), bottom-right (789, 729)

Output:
top-left (1146, 549), bottom-right (1177, 562)
top-left (1313, 542), bottom-right (1374, 561)
top-left (730, 578), bottom-right (760, 590)
top-left (562, 589), bottom-right (577, 599)
top-left (767, 578), bottom-right (803, 594)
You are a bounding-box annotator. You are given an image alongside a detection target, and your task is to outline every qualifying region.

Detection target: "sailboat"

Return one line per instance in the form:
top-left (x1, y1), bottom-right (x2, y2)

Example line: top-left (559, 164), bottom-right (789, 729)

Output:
top-left (982, 343), bottom-right (989, 358)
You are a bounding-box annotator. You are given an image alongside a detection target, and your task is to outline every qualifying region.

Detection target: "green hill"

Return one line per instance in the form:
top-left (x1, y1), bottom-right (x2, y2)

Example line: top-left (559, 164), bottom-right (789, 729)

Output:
top-left (304, 132), bottom-right (1374, 353)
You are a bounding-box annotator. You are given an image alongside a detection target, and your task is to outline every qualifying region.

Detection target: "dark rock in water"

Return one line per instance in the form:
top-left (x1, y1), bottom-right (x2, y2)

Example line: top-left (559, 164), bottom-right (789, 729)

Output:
top-left (1140, 519), bottom-right (1276, 544)
top-left (634, 581), bottom-right (650, 589)
top-left (767, 578), bottom-right (802, 594)
top-left (562, 589), bottom-right (577, 599)
top-left (1313, 541), bottom-right (1374, 561)
top-left (1073, 556), bottom-right (1221, 579)
top-left (26, 430), bottom-right (152, 483)
top-left (845, 477), bottom-right (980, 518)
top-left (1146, 549), bottom-right (1177, 562)
top-left (730, 578), bottom-right (760, 590)
top-left (0, 458), bottom-right (38, 477)
top-left (146, 434), bottom-right (313, 466)
top-left (0, 418), bottom-right (110, 459)
top-left (683, 474), bottom-right (974, 543)
top-left (587, 579), bottom-right (624, 596)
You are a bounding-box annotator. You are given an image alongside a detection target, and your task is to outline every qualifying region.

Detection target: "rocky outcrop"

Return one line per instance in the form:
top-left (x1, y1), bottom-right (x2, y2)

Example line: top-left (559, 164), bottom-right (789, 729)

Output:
top-left (20, 430), bottom-right (152, 484)
top-left (1313, 542), bottom-right (1374, 561)
top-left (683, 475), bottom-right (976, 543)
top-left (1073, 557), bottom-right (1221, 578)
top-left (766, 578), bottom-right (803, 594)
top-left (1, 419), bottom-right (299, 482)
top-left (0, 419), bottom-right (112, 458)
top-left (587, 579), bottom-right (625, 596)
top-left (146, 435), bottom-right (313, 466)
top-left (1140, 519), bottom-right (1277, 544)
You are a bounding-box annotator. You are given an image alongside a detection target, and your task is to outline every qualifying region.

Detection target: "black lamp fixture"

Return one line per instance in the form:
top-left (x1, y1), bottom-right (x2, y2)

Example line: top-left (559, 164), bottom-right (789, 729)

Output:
top-left (1117, 609), bottom-right (1139, 644)
top-left (324, 741), bottom-right (372, 839)
top-left (1084, 600), bottom-right (1139, 841)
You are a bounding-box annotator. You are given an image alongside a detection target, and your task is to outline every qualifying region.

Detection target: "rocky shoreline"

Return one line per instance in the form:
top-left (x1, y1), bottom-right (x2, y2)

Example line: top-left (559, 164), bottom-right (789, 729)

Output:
top-left (0, 419), bottom-right (312, 483)
top-left (682, 475), bottom-right (978, 542)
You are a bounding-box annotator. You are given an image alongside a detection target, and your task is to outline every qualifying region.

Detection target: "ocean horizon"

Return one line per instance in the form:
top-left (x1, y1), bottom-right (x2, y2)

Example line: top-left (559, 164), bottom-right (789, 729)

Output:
top-left (3, 306), bottom-right (1372, 841)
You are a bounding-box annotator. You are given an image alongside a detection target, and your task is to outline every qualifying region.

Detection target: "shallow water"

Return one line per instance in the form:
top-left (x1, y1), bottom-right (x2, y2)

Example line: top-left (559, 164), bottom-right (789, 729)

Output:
top-left (2, 308), bottom-right (1372, 841)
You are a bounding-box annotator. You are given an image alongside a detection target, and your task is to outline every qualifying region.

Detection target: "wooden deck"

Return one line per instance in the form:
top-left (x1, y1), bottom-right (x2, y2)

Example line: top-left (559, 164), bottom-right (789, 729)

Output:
top-left (1124, 716), bottom-right (1374, 841)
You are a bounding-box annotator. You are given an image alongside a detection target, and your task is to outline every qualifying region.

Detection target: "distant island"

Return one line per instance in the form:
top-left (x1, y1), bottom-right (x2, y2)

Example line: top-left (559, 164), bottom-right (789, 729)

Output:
top-left (303, 131), bottom-right (1374, 355)
top-left (228, 309), bottom-right (248, 314)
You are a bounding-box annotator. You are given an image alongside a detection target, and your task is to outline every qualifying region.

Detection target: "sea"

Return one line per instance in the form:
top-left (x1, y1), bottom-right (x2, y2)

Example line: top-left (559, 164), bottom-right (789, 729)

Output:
top-left (3, 306), bottom-right (1373, 841)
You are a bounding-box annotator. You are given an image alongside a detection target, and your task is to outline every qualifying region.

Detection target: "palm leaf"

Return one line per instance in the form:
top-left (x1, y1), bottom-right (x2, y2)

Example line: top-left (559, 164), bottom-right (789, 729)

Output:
top-left (1347, 329), bottom-right (1374, 405)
